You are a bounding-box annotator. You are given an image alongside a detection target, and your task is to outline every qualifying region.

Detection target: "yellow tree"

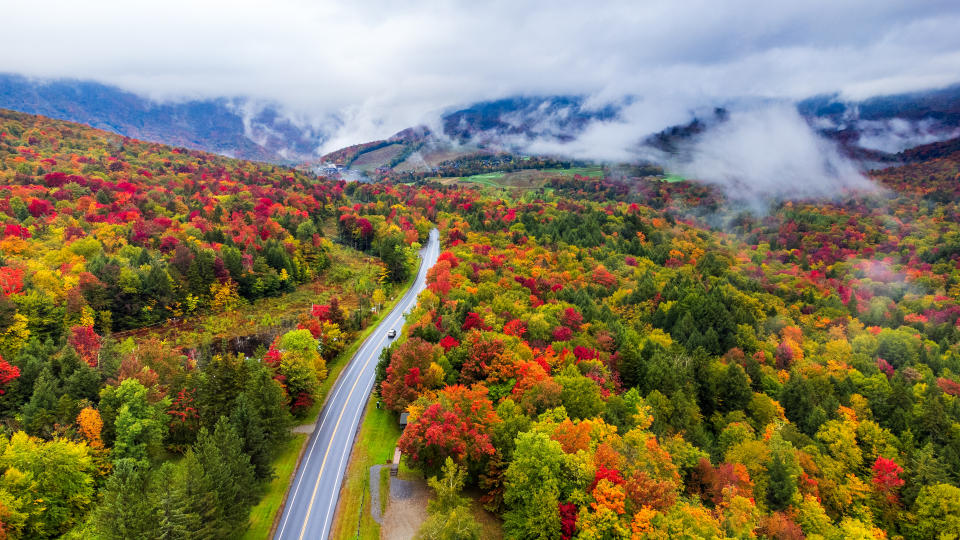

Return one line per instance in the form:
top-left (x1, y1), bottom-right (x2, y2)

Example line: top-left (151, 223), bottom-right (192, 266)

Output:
top-left (76, 407), bottom-right (104, 448)
top-left (372, 288), bottom-right (386, 312)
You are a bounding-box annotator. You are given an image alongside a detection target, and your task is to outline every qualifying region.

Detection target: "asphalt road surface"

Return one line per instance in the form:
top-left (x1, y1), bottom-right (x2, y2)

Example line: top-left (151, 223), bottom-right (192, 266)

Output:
top-left (274, 228), bottom-right (440, 540)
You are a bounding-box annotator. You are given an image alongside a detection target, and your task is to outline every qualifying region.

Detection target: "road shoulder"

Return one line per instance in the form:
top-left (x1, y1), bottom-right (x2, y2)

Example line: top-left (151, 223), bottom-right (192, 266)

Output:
top-left (329, 394), bottom-right (403, 539)
top-left (254, 272), bottom-right (417, 540)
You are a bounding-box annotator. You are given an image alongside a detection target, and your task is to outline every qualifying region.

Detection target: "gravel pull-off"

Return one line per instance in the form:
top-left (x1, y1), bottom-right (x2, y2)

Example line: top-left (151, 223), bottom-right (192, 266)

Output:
top-left (369, 465), bottom-right (385, 524)
top-left (290, 423), bottom-right (315, 434)
top-left (381, 476), bottom-right (429, 540)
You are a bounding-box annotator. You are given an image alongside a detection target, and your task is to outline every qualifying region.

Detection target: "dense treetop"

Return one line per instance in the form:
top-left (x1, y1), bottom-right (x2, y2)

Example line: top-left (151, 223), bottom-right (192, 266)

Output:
top-left (384, 146), bottom-right (960, 538)
top-left (2, 108), bottom-right (960, 538)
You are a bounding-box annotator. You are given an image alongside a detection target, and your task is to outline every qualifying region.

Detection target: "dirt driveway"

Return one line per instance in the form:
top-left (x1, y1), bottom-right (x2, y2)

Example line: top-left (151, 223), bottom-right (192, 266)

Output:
top-left (380, 475), bottom-right (429, 540)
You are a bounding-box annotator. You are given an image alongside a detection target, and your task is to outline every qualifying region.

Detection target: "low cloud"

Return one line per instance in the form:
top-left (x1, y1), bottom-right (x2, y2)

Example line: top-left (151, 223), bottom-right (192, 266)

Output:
top-left (855, 118), bottom-right (960, 153)
top-left (496, 101), bottom-right (875, 201)
top-left (1, 1), bottom-right (960, 151)
top-left (669, 104), bottom-right (876, 200)
top-left (521, 98), bottom-right (697, 162)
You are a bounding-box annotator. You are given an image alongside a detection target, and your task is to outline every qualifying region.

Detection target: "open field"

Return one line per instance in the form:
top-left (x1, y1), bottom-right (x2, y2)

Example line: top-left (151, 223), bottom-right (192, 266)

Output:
top-left (112, 243), bottom-right (382, 351)
top-left (351, 143), bottom-right (406, 171)
top-left (393, 147), bottom-right (494, 172)
top-left (432, 166), bottom-right (605, 189)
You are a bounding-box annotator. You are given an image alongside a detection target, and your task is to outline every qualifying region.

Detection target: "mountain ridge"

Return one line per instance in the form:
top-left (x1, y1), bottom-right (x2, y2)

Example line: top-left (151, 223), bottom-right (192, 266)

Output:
top-left (4, 73), bottom-right (960, 176)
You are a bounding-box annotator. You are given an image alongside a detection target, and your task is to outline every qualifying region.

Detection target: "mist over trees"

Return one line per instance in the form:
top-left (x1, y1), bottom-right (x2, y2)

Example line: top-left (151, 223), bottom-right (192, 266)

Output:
top-left (2, 103), bottom-right (960, 538)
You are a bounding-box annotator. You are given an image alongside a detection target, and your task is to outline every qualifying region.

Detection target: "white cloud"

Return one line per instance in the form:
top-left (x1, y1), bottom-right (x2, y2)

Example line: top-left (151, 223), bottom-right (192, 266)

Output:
top-left (856, 118), bottom-right (960, 153)
top-left (1, 0), bottom-right (959, 150)
top-left (670, 104), bottom-right (876, 201)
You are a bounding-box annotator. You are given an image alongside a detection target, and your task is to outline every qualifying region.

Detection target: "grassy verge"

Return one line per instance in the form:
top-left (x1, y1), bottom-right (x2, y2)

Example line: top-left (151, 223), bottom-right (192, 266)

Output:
top-left (248, 269), bottom-right (416, 539)
top-left (242, 433), bottom-right (308, 540)
top-left (306, 269), bottom-right (416, 420)
top-left (329, 394), bottom-right (403, 540)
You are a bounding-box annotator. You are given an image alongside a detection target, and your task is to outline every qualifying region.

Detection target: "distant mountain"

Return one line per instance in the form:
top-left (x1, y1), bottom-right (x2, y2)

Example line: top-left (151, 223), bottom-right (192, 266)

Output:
top-left (799, 84), bottom-right (960, 123)
top-left (799, 84), bottom-right (960, 154)
top-left (321, 86), bottom-right (960, 179)
top-left (313, 96), bottom-right (624, 178)
top-left (4, 72), bottom-right (960, 174)
top-left (0, 73), bottom-right (329, 163)
top-left (896, 135), bottom-right (960, 163)
top-left (441, 95), bottom-right (620, 144)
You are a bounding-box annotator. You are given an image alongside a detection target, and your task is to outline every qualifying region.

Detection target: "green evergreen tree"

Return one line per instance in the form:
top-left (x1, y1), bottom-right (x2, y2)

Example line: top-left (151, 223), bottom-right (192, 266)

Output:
top-left (196, 354), bottom-right (248, 429)
top-left (719, 363), bottom-right (752, 413)
top-left (230, 393), bottom-right (273, 480)
top-left (616, 329), bottom-right (644, 389)
top-left (242, 365), bottom-right (291, 446)
top-left (21, 367), bottom-right (59, 436)
top-left (190, 417), bottom-right (257, 537)
top-left (179, 449), bottom-right (220, 540)
top-left (151, 462), bottom-right (201, 540)
top-left (90, 459), bottom-right (156, 539)
top-left (767, 452), bottom-right (797, 510)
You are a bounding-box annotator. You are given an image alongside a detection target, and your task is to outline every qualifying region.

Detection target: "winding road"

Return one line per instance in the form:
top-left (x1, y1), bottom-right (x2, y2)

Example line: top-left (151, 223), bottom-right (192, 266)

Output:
top-left (274, 228), bottom-right (440, 540)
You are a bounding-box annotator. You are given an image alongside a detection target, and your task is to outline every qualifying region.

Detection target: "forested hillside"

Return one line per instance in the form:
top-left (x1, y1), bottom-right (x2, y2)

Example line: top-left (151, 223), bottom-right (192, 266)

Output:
top-left (2, 107), bottom-right (960, 539)
top-left (379, 148), bottom-right (960, 538)
top-left (0, 109), bottom-right (434, 538)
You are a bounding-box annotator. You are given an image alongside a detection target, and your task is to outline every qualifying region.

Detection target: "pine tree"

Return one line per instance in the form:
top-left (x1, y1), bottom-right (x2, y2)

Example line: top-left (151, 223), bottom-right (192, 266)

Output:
top-left (230, 393), bottom-right (273, 480)
top-left (191, 417), bottom-right (257, 537)
top-left (242, 365), bottom-right (291, 447)
top-left (143, 264), bottom-right (173, 315)
top-left (617, 330), bottom-right (644, 389)
top-left (151, 462), bottom-right (201, 540)
top-left (719, 363), bottom-right (752, 412)
top-left (21, 367), bottom-right (58, 436)
top-left (90, 459), bottom-right (156, 539)
top-left (767, 452), bottom-right (797, 511)
top-left (702, 327), bottom-right (722, 356)
top-left (179, 450), bottom-right (220, 540)
top-left (196, 354), bottom-right (248, 429)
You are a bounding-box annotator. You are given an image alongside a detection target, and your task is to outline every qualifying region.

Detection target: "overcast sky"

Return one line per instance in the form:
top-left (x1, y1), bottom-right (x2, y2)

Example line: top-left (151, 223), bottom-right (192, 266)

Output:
top-left (3, 0), bottom-right (960, 145)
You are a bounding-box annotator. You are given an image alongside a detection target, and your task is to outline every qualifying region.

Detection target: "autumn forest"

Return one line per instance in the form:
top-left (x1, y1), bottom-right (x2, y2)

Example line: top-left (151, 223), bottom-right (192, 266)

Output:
top-left (1, 106), bottom-right (959, 540)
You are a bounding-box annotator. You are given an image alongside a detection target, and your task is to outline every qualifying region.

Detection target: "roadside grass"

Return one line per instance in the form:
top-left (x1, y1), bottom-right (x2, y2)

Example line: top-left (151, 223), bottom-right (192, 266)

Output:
top-left (329, 394), bottom-right (403, 540)
top-left (248, 267), bottom-right (416, 539)
top-left (378, 467), bottom-right (390, 516)
top-left (242, 433), bottom-right (308, 540)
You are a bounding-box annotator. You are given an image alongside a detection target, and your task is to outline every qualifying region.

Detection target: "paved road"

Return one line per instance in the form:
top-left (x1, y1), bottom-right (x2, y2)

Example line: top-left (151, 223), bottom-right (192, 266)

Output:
top-left (275, 228), bottom-right (440, 540)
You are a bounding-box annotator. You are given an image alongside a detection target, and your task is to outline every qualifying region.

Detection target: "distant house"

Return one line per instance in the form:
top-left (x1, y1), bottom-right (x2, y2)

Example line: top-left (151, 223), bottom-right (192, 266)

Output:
top-left (393, 412), bottom-right (409, 475)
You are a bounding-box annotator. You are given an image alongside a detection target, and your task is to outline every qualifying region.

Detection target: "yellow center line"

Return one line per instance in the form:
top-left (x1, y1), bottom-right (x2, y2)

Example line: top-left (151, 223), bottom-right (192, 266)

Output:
top-left (296, 327), bottom-right (391, 540)
top-left (292, 233), bottom-right (436, 540)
